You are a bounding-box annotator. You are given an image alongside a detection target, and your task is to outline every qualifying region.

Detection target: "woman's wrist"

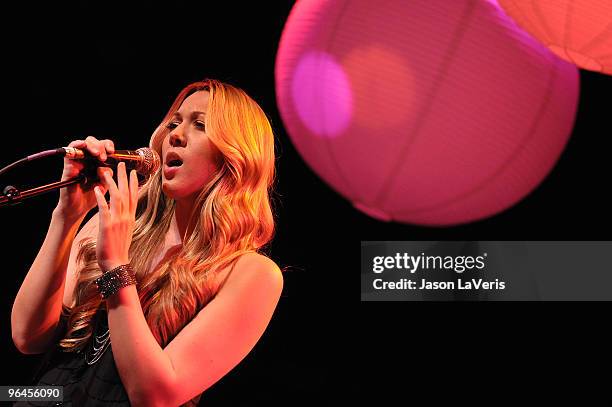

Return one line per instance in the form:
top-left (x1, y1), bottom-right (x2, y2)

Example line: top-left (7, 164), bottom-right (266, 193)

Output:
top-left (52, 205), bottom-right (86, 227)
top-left (99, 260), bottom-right (130, 273)
top-left (94, 264), bottom-right (137, 299)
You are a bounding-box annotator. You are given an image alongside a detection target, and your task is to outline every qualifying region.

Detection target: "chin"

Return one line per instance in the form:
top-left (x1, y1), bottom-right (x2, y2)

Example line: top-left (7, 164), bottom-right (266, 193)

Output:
top-left (161, 181), bottom-right (179, 199)
top-left (162, 181), bottom-right (198, 201)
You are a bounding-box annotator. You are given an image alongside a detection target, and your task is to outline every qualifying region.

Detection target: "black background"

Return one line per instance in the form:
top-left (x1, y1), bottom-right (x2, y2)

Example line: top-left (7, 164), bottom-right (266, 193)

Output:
top-left (1, 0), bottom-right (611, 404)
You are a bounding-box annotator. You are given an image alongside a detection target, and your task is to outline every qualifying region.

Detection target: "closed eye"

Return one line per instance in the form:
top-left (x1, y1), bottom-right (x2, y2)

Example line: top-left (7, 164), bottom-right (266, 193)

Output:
top-left (166, 121), bottom-right (181, 130)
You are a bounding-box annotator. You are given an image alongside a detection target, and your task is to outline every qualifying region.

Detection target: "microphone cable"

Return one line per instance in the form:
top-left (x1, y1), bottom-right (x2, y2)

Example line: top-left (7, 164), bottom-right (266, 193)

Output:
top-left (0, 148), bottom-right (65, 177)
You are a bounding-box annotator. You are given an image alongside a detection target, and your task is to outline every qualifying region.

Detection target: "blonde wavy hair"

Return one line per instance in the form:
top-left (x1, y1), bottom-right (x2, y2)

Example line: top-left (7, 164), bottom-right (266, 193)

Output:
top-left (59, 79), bottom-right (277, 352)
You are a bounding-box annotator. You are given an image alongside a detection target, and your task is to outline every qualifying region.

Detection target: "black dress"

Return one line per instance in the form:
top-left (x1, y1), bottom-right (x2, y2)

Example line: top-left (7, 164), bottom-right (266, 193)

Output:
top-left (15, 309), bottom-right (203, 407)
top-left (14, 309), bottom-right (130, 406)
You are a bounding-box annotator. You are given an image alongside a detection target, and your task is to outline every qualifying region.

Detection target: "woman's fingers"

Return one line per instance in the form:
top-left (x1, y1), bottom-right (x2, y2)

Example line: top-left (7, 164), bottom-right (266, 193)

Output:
top-left (63, 140), bottom-right (88, 172)
top-left (102, 139), bottom-right (115, 155)
top-left (101, 163), bottom-right (136, 218)
top-left (129, 169), bottom-right (138, 214)
top-left (93, 186), bottom-right (109, 221)
top-left (117, 162), bottom-right (129, 205)
top-left (95, 167), bottom-right (113, 194)
top-left (84, 136), bottom-right (115, 163)
top-left (97, 166), bottom-right (113, 180)
top-left (68, 139), bottom-right (87, 148)
top-left (84, 136), bottom-right (104, 161)
top-left (102, 170), bottom-right (121, 216)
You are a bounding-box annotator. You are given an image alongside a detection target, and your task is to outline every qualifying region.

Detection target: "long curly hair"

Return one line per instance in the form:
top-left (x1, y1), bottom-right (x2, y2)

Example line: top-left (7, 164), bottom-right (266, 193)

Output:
top-left (59, 79), bottom-right (277, 352)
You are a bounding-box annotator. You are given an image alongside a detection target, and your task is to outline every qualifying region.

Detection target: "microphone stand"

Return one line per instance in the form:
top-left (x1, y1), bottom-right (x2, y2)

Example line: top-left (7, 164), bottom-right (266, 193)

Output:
top-left (0, 174), bottom-right (88, 208)
top-left (0, 147), bottom-right (154, 208)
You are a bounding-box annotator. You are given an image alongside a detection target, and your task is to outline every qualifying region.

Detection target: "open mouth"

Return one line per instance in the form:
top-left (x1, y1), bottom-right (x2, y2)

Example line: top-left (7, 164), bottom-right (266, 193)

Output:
top-left (167, 159), bottom-right (183, 167)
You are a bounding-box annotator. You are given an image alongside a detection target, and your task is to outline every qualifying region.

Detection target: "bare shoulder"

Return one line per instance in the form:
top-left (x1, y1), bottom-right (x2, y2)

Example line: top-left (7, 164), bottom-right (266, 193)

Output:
top-left (218, 252), bottom-right (283, 296)
top-left (238, 252), bottom-right (281, 273)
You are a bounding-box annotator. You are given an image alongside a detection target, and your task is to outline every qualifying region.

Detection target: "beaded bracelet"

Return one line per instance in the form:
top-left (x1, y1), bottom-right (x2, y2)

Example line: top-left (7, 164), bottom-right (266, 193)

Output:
top-left (94, 264), bottom-right (137, 299)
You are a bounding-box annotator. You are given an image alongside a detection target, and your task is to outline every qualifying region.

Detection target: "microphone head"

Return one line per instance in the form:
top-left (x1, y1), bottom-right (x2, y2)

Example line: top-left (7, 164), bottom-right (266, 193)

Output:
top-left (135, 147), bottom-right (161, 176)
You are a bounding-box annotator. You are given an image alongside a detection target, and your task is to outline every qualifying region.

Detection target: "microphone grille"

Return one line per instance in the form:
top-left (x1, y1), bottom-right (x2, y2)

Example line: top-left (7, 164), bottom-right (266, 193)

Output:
top-left (136, 147), bottom-right (161, 176)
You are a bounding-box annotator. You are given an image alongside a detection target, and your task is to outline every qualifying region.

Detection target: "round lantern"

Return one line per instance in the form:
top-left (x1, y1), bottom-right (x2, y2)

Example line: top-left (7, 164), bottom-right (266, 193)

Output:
top-left (499, 0), bottom-right (612, 75)
top-left (275, 0), bottom-right (579, 226)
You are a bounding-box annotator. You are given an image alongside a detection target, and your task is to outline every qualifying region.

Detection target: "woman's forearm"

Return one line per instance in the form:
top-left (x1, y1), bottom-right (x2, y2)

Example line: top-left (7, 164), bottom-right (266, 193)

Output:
top-left (106, 285), bottom-right (177, 406)
top-left (11, 207), bottom-right (85, 353)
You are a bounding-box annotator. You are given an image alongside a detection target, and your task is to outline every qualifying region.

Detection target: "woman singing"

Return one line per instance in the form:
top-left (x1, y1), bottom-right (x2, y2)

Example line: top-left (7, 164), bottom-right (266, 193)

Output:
top-left (11, 79), bottom-right (283, 406)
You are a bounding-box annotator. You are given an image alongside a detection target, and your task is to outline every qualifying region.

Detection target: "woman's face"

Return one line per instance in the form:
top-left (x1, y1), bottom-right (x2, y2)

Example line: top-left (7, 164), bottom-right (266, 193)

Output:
top-left (161, 90), bottom-right (221, 201)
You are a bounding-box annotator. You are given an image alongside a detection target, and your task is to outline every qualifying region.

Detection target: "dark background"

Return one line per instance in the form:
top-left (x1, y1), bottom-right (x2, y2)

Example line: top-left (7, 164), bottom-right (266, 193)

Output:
top-left (1, 0), bottom-right (611, 404)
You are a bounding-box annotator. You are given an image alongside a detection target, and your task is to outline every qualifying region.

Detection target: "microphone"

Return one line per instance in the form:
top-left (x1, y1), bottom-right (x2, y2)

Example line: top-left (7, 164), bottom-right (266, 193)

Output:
top-left (60, 147), bottom-right (161, 177)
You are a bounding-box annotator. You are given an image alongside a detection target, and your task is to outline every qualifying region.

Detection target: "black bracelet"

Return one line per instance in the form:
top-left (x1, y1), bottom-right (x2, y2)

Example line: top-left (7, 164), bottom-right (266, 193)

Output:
top-left (94, 264), bottom-right (137, 299)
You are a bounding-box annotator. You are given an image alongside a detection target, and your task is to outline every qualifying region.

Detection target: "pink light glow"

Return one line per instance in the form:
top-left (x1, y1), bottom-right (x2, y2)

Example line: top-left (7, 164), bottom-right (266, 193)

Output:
top-left (291, 51), bottom-right (352, 138)
top-left (342, 45), bottom-right (414, 131)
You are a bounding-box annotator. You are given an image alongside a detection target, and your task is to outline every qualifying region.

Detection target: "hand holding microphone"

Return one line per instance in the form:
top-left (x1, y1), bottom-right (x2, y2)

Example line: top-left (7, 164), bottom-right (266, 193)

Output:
top-left (0, 136), bottom-right (160, 214)
top-left (60, 145), bottom-right (160, 176)
top-left (55, 137), bottom-right (160, 221)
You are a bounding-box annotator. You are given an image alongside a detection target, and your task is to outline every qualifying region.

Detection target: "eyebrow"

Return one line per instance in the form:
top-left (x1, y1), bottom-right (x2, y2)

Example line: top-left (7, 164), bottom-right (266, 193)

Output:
top-left (172, 111), bottom-right (206, 118)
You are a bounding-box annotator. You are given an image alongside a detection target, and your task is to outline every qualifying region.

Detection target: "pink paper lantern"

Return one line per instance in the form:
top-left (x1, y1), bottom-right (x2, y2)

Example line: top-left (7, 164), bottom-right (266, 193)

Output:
top-left (499, 0), bottom-right (612, 75)
top-left (275, 0), bottom-right (580, 226)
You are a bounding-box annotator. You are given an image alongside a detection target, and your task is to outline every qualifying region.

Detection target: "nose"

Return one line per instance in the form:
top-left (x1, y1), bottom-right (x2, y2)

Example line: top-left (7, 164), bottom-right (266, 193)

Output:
top-left (168, 128), bottom-right (186, 147)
